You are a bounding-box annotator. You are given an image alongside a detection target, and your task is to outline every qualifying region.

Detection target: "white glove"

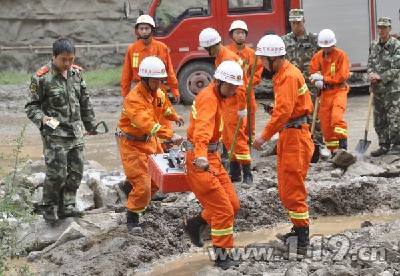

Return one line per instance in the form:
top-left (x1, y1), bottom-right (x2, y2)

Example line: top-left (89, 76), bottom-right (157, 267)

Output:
top-left (310, 73), bottom-right (323, 82)
top-left (315, 80), bottom-right (324, 90)
top-left (238, 109), bottom-right (247, 119)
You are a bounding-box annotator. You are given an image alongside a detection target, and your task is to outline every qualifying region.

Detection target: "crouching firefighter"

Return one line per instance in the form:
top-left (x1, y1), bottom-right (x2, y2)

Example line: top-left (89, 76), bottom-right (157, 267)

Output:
top-left (184, 61), bottom-right (242, 270)
top-left (253, 35), bottom-right (314, 254)
top-left (117, 56), bottom-right (184, 232)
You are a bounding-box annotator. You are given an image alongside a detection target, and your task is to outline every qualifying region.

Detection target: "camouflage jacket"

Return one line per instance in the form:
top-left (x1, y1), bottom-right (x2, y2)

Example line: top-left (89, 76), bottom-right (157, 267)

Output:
top-left (368, 37), bottom-right (400, 93)
top-left (25, 62), bottom-right (96, 138)
top-left (282, 31), bottom-right (319, 80)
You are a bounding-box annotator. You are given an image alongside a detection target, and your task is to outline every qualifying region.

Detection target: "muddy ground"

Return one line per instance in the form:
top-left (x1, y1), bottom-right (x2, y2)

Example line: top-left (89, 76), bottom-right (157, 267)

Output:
top-left (2, 84), bottom-right (400, 275)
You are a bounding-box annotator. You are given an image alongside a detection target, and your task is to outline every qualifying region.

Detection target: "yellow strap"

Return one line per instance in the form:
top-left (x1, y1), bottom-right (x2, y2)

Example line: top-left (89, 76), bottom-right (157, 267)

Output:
top-left (150, 123), bottom-right (161, 136)
top-left (288, 211), bottom-right (309, 220)
top-left (191, 101), bottom-right (197, 120)
top-left (211, 226), bottom-right (233, 236)
top-left (132, 53), bottom-right (139, 68)
top-left (131, 122), bottom-right (137, 128)
top-left (298, 83), bottom-right (308, 95)
top-left (330, 63), bottom-right (336, 76)
top-left (334, 127), bottom-right (348, 136)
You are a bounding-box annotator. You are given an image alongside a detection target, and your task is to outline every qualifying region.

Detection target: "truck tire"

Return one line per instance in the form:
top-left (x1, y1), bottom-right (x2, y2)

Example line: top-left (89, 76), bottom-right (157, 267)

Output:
top-left (178, 61), bottom-right (214, 105)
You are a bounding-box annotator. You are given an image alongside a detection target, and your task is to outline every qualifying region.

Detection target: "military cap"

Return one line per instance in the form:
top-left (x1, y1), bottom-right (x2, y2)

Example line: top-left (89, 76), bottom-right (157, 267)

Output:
top-left (289, 9), bottom-right (304, 22)
top-left (377, 17), bottom-right (391, 27)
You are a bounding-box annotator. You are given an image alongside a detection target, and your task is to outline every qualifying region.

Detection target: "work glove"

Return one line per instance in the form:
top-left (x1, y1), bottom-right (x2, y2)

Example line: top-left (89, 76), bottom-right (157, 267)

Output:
top-left (171, 133), bottom-right (183, 145)
top-left (238, 109), bottom-right (247, 119)
top-left (175, 116), bottom-right (185, 127)
top-left (194, 157), bottom-right (209, 171)
top-left (252, 136), bottom-right (266, 151)
top-left (315, 80), bottom-right (324, 90)
top-left (310, 73), bottom-right (323, 82)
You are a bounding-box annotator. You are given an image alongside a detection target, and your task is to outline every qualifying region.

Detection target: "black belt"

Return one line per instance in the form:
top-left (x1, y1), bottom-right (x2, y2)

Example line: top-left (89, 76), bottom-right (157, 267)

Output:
top-left (115, 129), bottom-right (149, 142)
top-left (323, 83), bottom-right (347, 90)
top-left (183, 141), bottom-right (221, 153)
top-left (284, 115), bottom-right (308, 129)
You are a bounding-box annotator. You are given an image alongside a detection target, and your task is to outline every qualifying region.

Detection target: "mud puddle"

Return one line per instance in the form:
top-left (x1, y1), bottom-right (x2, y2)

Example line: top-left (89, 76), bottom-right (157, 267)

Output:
top-left (139, 211), bottom-right (400, 276)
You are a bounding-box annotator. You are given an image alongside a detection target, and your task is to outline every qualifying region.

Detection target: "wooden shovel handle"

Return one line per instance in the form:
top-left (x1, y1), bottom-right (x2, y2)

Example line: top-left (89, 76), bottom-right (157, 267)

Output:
top-left (365, 86), bottom-right (374, 134)
top-left (311, 93), bottom-right (320, 135)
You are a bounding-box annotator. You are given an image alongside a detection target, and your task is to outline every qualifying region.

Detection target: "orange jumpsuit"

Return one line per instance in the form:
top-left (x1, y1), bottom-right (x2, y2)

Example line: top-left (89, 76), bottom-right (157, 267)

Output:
top-left (121, 38), bottom-right (179, 133)
top-left (261, 60), bottom-right (314, 227)
top-left (216, 46), bottom-right (250, 164)
top-left (226, 43), bottom-right (264, 139)
top-left (118, 82), bottom-right (179, 213)
top-left (186, 83), bottom-right (240, 249)
top-left (309, 47), bottom-right (350, 150)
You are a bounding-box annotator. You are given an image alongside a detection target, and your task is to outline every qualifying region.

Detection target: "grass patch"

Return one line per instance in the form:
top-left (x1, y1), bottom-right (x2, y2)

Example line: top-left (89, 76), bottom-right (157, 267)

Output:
top-left (0, 71), bottom-right (29, 85)
top-left (0, 67), bottom-right (122, 87)
top-left (84, 66), bottom-right (121, 87)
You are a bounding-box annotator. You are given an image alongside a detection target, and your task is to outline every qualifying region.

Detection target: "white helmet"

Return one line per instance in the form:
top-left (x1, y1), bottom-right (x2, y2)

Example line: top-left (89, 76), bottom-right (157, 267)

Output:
top-left (199, 28), bottom-right (222, 48)
top-left (229, 20), bottom-right (248, 32)
top-left (138, 56), bottom-right (167, 78)
top-left (135, 15), bottom-right (155, 28)
top-left (318, 29), bottom-right (336, 47)
top-left (255, 35), bottom-right (286, 57)
top-left (214, 60), bottom-right (243, 86)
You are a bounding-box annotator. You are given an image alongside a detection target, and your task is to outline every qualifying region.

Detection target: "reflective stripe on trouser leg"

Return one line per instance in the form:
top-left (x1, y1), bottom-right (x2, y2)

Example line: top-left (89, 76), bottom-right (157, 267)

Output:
top-left (331, 90), bottom-right (348, 139)
top-left (186, 151), bottom-right (239, 248)
top-left (119, 139), bottom-right (152, 213)
top-left (325, 140), bottom-right (339, 150)
top-left (277, 128), bottom-right (313, 227)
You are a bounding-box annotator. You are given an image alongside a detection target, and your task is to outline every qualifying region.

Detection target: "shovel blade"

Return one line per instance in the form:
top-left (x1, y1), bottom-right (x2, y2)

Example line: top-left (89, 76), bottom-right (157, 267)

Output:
top-left (311, 143), bottom-right (320, 163)
top-left (355, 139), bottom-right (371, 154)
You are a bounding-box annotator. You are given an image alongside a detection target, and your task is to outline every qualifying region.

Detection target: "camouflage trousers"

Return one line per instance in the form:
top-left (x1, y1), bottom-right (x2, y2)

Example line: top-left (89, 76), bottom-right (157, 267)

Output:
top-left (373, 91), bottom-right (400, 145)
top-left (42, 135), bottom-right (84, 208)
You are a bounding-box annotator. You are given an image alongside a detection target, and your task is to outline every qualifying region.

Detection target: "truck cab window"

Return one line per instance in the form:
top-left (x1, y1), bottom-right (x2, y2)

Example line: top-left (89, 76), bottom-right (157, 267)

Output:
top-left (155, 0), bottom-right (210, 36)
top-left (228, 0), bottom-right (272, 14)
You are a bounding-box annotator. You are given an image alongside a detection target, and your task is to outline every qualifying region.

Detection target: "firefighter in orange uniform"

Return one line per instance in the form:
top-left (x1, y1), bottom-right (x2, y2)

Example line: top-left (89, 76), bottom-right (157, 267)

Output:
top-left (198, 27), bottom-right (252, 184)
top-left (309, 29), bottom-right (350, 152)
top-left (226, 20), bottom-right (264, 183)
top-left (121, 15), bottom-right (179, 144)
top-left (184, 60), bottom-right (242, 270)
top-left (253, 35), bottom-right (314, 253)
top-left (117, 56), bottom-right (183, 232)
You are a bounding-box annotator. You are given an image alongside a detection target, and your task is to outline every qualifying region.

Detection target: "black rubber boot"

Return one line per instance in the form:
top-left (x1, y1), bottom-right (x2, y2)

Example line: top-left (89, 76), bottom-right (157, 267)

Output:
top-left (184, 214), bottom-right (207, 247)
top-left (42, 205), bottom-right (59, 224)
top-left (389, 144), bottom-right (400, 155)
top-left (371, 144), bottom-right (390, 157)
top-left (295, 226), bottom-right (310, 255)
top-left (276, 227), bottom-right (297, 243)
top-left (339, 138), bottom-right (348, 150)
top-left (213, 247), bottom-right (240, 270)
top-left (126, 210), bottom-right (141, 232)
top-left (277, 226), bottom-right (309, 255)
top-left (59, 204), bottom-right (83, 218)
top-left (119, 179), bottom-right (133, 196)
top-left (242, 164), bottom-right (253, 184)
top-left (229, 161), bottom-right (242, 182)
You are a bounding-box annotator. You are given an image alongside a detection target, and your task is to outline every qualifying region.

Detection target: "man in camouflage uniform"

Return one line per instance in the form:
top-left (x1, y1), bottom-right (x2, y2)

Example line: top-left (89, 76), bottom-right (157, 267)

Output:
top-left (368, 17), bottom-right (400, 156)
top-left (25, 38), bottom-right (97, 223)
top-left (281, 9), bottom-right (325, 152)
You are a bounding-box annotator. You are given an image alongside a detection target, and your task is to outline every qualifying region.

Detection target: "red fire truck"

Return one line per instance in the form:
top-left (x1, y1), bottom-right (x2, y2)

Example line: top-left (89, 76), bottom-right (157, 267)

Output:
top-left (124, 0), bottom-right (399, 104)
top-left (124, 0), bottom-right (301, 104)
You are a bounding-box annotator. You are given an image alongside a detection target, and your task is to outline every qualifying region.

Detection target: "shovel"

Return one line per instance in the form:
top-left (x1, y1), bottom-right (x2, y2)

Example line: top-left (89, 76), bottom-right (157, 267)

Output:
top-left (355, 85), bottom-right (374, 155)
top-left (310, 94), bottom-right (320, 163)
